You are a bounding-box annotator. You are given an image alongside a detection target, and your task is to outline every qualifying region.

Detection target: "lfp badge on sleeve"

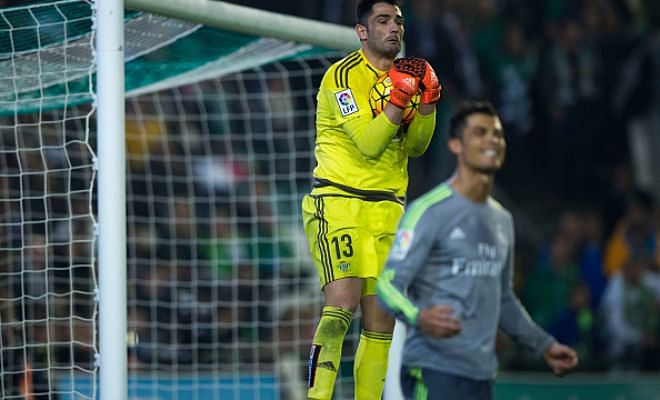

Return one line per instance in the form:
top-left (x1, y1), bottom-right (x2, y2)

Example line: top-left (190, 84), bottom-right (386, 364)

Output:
top-left (335, 89), bottom-right (359, 117)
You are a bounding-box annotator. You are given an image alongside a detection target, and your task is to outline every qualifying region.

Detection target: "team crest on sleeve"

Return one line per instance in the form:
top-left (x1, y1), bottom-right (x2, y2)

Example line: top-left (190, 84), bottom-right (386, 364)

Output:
top-left (391, 229), bottom-right (414, 260)
top-left (335, 89), bottom-right (359, 116)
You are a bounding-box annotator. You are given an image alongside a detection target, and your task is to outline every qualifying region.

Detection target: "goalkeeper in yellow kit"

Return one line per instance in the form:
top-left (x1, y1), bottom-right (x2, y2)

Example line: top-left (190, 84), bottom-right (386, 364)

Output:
top-left (301, 1), bottom-right (441, 398)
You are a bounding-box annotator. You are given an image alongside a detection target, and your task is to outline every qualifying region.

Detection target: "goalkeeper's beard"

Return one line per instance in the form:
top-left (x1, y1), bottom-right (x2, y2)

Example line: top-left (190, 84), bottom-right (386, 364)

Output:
top-left (367, 37), bottom-right (400, 59)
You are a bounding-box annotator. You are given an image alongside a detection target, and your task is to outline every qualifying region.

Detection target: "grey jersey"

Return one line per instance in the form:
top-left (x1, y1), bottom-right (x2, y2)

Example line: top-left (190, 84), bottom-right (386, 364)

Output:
top-left (377, 183), bottom-right (554, 380)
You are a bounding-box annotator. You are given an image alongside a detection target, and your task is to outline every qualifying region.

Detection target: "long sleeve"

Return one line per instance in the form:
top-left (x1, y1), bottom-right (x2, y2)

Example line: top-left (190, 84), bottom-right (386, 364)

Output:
top-left (377, 207), bottom-right (438, 325)
top-left (340, 111), bottom-right (400, 159)
top-left (405, 110), bottom-right (436, 157)
top-left (498, 232), bottom-right (555, 355)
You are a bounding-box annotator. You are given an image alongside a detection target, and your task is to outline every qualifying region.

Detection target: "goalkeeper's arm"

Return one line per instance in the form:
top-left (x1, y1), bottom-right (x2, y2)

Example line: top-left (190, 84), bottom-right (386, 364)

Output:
top-left (406, 111), bottom-right (436, 157)
top-left (342, 112), bottom-right (400, 159)
top-left (339, 58), bottom-right (436, 159)
top-left (342, 96), bottom-right (433, 160)
top-left (343, 108), bottom-right (435, 160)
top-left (340, 64), bottom-right (421, 159)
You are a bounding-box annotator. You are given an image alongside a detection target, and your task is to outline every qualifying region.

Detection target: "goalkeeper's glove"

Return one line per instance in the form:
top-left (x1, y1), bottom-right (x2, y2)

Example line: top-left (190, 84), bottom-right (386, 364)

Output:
top-left (419, 61), bottom-right (441, 105)
top-left (391, 57), bottom-right (441, 105)
top-left (388, 58), bottom-right (422, 109)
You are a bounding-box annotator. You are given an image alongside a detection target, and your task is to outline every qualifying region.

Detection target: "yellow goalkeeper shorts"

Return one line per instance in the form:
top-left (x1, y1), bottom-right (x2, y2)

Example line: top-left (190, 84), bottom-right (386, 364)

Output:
top-left (301, 193), bottom-right (403, 295)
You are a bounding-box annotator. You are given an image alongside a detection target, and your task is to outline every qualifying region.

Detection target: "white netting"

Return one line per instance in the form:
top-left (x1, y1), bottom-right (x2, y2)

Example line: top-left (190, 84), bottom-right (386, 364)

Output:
top-left (0, 2), bottom-right (199, 113)
top-left (124, 54), bottom-right (371, 399)
top-left (0, 1), bottom-right (97, 396)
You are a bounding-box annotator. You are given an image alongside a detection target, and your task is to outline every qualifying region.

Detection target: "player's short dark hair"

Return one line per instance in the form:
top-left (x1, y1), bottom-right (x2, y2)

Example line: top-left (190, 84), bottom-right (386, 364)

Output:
top-left (356, 0), bottom-right (402, 26)
top-left (449, 101), bottom-right (498, 139)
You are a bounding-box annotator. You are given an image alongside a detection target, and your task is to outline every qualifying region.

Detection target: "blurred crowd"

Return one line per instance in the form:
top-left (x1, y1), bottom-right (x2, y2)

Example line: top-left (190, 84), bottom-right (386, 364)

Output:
top-left (507, 184), bottom-right (660, 373)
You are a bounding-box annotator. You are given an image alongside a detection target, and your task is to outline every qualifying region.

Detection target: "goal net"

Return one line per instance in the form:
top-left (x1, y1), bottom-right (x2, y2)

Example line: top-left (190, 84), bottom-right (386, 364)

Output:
top-left (2, 0), bottom-right (366, 399)
top-left (122, 5), bottom-right (360, 400)
top-left (120, 28), bottom-right (360, 400)
top-left (0, 1), bottom-right (97, 398)
top-left (123, 54), bottom-right (345, 400)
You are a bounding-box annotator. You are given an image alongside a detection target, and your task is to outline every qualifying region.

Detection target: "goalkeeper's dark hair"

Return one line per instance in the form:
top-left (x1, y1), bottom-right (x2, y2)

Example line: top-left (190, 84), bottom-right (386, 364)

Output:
top-left (356, 0), bottom-right (403, 26)
top-left (449, 101), bottom-right (499, 139)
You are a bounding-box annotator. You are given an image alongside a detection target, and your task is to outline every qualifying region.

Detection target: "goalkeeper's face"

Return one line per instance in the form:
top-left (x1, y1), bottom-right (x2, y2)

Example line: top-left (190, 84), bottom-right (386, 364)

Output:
top-left (362, 3), bottom-right (404, 59)
top-left (452, 113), bottom-right (506, 175)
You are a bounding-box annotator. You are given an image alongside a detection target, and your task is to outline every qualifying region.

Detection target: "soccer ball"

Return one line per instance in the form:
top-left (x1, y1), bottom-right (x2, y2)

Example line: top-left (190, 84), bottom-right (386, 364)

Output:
top-left (369, 73), bottom-right (421, 124)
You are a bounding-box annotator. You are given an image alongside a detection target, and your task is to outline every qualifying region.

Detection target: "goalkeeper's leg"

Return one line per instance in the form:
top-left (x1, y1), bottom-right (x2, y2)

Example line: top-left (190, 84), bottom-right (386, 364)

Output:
top-left (354, 289), bottom-right (395, 399)
top-left (307, 279), bottom-right (361, 400)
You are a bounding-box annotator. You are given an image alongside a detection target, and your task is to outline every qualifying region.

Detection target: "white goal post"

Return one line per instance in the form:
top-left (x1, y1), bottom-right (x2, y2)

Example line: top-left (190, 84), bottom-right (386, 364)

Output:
top-left (96, 1), bottom-right (127, 399)
top-left (124, 0), bottom-right (360, 51)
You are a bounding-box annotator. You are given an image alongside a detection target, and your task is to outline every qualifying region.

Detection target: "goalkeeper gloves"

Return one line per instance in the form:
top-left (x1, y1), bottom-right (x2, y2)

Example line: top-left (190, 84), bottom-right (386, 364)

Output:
top-left (390, 57), bottom-right (441, 106)
top-left (419, 61), bottom-right (441, 105)
top-left (388, 58), bottom-right (421, 109)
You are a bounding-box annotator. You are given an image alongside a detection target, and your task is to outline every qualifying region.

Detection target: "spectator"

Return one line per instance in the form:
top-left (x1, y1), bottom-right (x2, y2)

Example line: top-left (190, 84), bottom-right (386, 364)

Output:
top-left (600, 254), bottom-right (659, 372)
top-left (547, 282), bottom-right (597, 370)
top-left (200, 205), bottom-right (249, 279)
top-left (613, 0), bottom-right (660, 201)
top-left (579, 211), bottom-right (608, 309)
top-left (523, 233), bottom-right (581, 330)
top-left (603, 189), bottom-right (657, 278)
top-left (536, 14), bottom-right (605, 201)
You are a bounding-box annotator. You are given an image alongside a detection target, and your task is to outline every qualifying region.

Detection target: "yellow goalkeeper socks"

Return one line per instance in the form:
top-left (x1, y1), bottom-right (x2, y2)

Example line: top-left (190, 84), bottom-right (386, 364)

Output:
top-left (307, 306), bottom-right (352, 400)
top-left (354, 330), bottom-right (393, 399)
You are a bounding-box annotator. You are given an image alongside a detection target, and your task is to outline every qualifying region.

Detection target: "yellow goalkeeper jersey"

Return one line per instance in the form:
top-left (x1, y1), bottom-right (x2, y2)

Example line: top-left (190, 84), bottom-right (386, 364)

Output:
top-left (312, 49), bottom-right (436, 200)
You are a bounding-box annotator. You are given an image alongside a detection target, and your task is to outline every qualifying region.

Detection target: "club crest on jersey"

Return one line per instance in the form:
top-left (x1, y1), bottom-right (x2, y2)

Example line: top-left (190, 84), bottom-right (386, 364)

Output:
top-left (338, 262), bottom-right (351, 272)
top-left (391, 229), bottom-right (414, 260)
top-left (335, 89), bottom-right (359, 116)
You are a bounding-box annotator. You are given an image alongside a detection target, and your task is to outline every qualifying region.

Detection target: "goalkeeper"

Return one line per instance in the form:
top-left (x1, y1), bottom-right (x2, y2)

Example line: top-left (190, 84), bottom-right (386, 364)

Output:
top-left (301, 0), bottom-right (441, 399)
top-left (377, 101), bottom-right (578, 399)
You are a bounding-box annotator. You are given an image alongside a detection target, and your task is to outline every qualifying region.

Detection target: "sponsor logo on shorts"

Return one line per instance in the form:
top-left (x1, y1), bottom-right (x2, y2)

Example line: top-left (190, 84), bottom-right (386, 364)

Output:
top-left (338, 262), bottom-right (351, 272)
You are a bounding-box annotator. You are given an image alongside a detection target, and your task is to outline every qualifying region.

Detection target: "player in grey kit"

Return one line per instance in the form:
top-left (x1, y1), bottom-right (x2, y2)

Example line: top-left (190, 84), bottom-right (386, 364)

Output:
top-left (376, 101), bottom-right (578, 399)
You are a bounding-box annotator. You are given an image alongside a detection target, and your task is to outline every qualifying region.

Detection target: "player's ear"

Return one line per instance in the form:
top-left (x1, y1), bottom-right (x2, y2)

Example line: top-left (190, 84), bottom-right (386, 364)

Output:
top-left (356, 24), bottom-right (368, 42)
top-left (448, 137), bottom-right (461, 155)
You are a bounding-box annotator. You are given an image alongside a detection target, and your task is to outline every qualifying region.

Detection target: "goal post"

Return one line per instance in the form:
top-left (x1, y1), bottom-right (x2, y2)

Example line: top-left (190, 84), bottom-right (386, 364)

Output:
top-left (96, 1), bottom-right (127, 400)
top-left (124, 0), bottom-right (360, 52)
